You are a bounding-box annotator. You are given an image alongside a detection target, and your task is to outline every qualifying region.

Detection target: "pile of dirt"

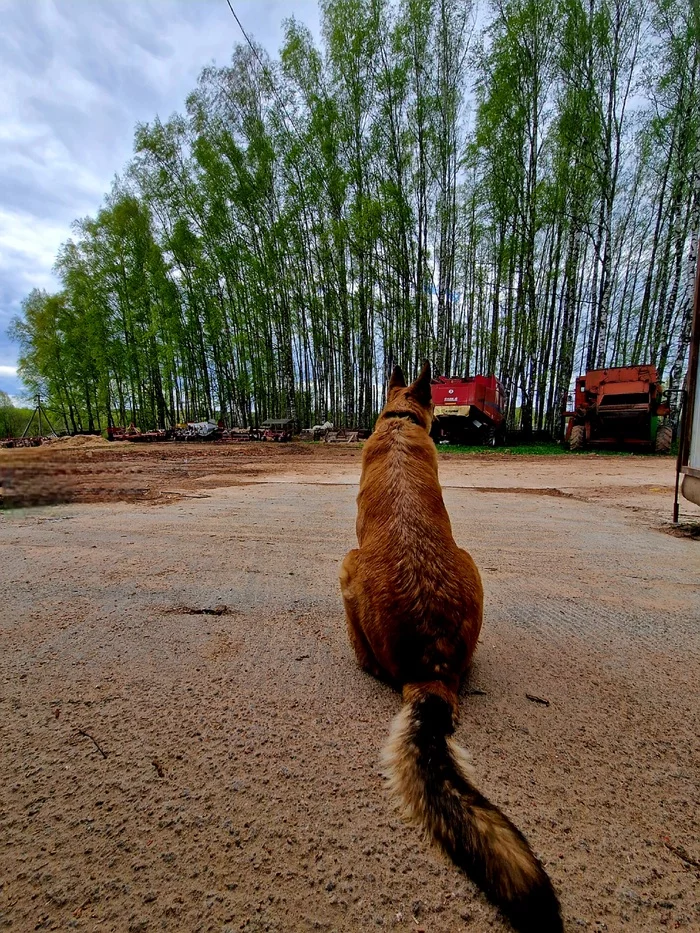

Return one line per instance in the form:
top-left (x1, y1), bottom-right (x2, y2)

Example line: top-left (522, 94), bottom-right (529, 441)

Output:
top-left (43, 434), bottom-right (112, 448)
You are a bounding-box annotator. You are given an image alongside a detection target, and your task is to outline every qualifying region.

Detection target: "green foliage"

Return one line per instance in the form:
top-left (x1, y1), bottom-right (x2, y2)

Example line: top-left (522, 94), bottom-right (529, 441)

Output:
top-left (0, 393), bottom-right (34, 439)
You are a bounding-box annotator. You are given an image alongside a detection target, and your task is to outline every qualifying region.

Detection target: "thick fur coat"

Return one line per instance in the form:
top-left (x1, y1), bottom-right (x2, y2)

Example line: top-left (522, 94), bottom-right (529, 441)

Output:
top-left (340, 362), bottom-right (563, 933)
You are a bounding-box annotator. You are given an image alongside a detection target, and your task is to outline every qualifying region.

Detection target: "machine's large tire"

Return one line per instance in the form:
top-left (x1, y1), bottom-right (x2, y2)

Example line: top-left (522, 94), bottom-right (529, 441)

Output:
top-left (569, 425), bottom-right (585, 451)
top-left (655, 423), bottom-right (673, 454)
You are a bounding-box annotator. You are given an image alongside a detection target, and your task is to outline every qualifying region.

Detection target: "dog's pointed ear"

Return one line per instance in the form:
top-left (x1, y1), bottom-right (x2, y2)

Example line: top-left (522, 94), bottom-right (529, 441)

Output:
top-left (409, 360), bottom-right (432, 406)
top-left (388, 365), bottom-right (406, 391)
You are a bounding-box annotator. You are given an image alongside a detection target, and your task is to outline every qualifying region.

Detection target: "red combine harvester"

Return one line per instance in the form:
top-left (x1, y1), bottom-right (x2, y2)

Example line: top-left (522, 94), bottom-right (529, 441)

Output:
top-left (430, 375), bottom-right (507, 446)
top-left (565, 365), bottom-right (671, 452)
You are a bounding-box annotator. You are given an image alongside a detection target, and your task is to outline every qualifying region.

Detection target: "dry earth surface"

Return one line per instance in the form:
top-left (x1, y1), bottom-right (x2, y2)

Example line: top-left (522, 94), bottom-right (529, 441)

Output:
top-left (1, 442), bottom-right (699, 933)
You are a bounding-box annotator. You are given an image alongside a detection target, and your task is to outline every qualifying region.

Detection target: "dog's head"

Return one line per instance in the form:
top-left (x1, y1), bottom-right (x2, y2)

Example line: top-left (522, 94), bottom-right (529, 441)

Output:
top-left (379, 360), bottom-right (433, 432)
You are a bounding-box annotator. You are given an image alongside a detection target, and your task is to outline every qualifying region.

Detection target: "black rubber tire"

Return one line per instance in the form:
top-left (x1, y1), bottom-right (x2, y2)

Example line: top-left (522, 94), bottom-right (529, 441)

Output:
top-left (569, 425), bottom-right (585, 451)
top-left (655, 423), bottom-right (673, 454)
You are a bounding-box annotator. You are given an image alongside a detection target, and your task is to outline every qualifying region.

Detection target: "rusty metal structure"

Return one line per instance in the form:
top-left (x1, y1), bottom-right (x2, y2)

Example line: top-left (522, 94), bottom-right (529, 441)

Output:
top-left (261, 419), bottom-right (294, 441)
top-left (108, 425), bottom-right (171, 442)
top-left (565, 365), bottom-right (671, 452)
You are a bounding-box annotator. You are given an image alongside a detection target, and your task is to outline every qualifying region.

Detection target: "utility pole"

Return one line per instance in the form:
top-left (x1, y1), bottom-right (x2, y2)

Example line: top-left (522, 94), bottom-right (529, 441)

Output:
top-left (21, 395), bottom-right (58, 439)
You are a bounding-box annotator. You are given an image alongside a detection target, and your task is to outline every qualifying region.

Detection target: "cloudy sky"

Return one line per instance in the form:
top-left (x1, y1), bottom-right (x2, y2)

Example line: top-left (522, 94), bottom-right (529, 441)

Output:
top-left (0, 0), bottom-right (320, 400)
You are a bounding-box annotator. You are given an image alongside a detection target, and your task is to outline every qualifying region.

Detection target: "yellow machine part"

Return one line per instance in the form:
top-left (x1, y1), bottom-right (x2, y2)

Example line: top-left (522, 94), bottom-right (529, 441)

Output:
top-left (434, 405), bottom-right (471, 418)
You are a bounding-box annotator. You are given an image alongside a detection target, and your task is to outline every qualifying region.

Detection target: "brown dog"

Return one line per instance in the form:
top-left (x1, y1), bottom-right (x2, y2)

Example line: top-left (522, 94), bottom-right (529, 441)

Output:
top-left (339, 362), bottom-right (562, 933)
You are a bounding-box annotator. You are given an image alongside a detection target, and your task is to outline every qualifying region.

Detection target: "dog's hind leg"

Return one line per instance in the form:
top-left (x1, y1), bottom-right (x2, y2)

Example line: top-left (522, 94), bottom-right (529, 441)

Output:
top-left (346, 611), bottom-right (383, 678)
top-left (340, 549), bottom-right (384, 679)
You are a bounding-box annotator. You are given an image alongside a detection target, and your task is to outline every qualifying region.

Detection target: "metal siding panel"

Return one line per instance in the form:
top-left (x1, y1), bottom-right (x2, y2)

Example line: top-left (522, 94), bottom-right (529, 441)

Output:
top-left (688, 362), bottom-right (700, 471)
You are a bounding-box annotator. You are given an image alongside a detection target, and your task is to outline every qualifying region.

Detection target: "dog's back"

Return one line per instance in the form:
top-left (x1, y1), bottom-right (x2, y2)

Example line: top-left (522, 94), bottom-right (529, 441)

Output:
top-left (352, 405), bottom-right (483, 688)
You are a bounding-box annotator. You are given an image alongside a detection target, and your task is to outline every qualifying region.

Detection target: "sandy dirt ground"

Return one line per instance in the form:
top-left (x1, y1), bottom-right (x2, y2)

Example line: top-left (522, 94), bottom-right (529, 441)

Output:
top-left (1, 443), bottom-right (699, 932)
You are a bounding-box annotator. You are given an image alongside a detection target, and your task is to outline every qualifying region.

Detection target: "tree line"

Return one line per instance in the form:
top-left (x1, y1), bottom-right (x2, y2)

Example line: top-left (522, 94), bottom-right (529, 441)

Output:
top-left (9, 0), bottom-right (699, 436)
top-left (0, 392), bottom-right (35, 440)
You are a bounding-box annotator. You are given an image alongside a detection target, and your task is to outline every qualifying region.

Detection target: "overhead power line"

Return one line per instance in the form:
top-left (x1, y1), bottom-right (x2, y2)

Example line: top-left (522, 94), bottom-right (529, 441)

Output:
top-left (222, 0), bottom-right (307, 145)
top-left (224, 0), bottom-right (267, 72)
top-left (221, 0), bottom-right (343, 213)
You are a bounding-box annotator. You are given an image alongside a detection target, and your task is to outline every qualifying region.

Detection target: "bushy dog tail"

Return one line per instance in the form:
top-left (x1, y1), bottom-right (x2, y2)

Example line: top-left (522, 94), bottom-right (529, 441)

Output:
top-left (381, 684), bottom-right (563, 933)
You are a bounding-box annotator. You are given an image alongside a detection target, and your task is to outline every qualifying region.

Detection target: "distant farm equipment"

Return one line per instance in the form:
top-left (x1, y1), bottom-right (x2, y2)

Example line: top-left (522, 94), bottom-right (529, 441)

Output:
top-left (108, 424), bottom-right (171, 442)
top-left (323, 427), bottom-right (370, 443)
top-left (299, 420), bottom-right (370, 442)
top-left (261, 418), bottom-right (294, 442)
top-left (565, 365), bottom-right (671, 452)
top-left (226, 427), bottom-right (259, 441)
top-left (1, 436), bottom-right (43, 448)
top-left (430, 375), bottom-right (507, 445)
top-left (301, 420), bottom-right (334, 441)
top-left (0, 395), bottom-right (58, 447)
top-left (172, 420), bottom-right (225, 442)
top-left (107, 418), bottom-right (295, 442)
top-left (110, 420), bottom-right (259, 442)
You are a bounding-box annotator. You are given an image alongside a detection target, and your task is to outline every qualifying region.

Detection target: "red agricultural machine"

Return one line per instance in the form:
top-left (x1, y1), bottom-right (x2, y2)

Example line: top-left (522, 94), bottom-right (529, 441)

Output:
top-left (430, 375), bottom-right (507, 446)
top-left (565, 365), bottom-right (672, 452)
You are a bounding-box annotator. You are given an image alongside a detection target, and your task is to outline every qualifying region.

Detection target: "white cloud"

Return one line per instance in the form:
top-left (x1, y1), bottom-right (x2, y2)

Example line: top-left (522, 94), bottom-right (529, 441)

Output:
top-left (0, 0), bottom-right (321, 383)
top-left (0, 207), bottom-right (68, 274)
top-left (0, 364), bottom-right (23, 398)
